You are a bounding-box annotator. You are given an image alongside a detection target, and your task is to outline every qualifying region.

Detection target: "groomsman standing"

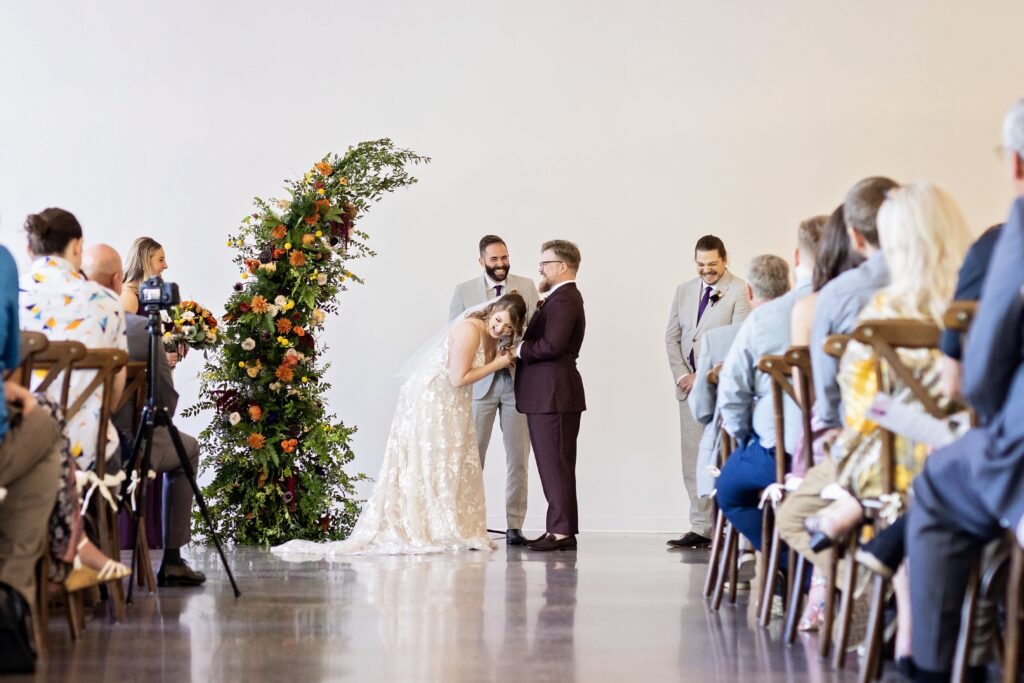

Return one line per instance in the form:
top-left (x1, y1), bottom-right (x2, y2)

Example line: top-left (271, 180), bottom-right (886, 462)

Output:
top-left (450, 235), bottom-right (539, 545)
top-left (665, 235), bottom-right (751, 549)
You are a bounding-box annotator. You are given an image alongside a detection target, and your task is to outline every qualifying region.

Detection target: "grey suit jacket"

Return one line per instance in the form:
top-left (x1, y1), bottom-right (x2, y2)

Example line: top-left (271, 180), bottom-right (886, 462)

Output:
top-left (449, 273), bottom-right (540, 400)
top-left (665, 270), bottom-right (751, 400)
top-left (689, 323), bottom-right (742, 498)
top-left (112, 314), bottom-right (178, 436)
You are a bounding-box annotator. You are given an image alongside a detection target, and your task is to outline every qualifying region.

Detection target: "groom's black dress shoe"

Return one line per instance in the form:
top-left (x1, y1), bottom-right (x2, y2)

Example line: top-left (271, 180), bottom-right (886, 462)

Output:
top-left (157, 560), bottom-right (207, 587)
top-left (527, 534), bottom-right (577, 552)
top-left (667, 532), bottom-right (711, 549)
top-left (506, 529), bottom-right (527, 545)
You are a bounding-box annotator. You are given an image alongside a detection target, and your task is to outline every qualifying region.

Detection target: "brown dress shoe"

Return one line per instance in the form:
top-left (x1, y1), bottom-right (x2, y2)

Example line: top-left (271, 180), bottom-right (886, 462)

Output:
top-left (526, 535), bottom-right (577, 552)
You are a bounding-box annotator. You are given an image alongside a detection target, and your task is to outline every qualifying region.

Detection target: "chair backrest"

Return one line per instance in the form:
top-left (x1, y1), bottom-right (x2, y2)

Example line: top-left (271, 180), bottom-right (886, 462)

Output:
top-left (943, 301), bottom-right (978, 334)
top-left (851, 318), bottom-right (942, 494)
top-left (709, 363), bottom-right (734, 463)
top-left (785, 345), bottom-right (815, 471)
top-left (30, 340), bottom-right (88, 408)
top-left (757, 354), bottom-right (796, 484)
top-left (5, 331), bottom-right (49, 386)
top-left (113, 361), bottom-right (147, 437)
top-left (823, 334), bottom-right (852, 359)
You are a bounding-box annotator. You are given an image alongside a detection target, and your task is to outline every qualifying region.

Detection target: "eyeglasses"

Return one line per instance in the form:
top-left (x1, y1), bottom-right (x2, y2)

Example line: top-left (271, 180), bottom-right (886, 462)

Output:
top-left (539, 260), bottom-right (563, 268)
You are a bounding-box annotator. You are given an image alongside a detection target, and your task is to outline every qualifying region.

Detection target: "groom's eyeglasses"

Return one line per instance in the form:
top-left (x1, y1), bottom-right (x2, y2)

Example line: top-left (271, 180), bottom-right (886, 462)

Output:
top-left (539, 260), bottom-right (563, 268)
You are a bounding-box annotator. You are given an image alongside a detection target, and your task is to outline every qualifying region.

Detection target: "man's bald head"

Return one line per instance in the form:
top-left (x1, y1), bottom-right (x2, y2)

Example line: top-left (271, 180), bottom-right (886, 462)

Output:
top-left (82, 243), bottom-right (124, 294)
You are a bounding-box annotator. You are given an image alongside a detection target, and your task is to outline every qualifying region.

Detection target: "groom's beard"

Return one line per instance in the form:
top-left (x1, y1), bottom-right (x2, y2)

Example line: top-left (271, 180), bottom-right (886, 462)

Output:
top-left (538, 276), bottom-right (552, 293)
top-left (485, 264), bottom-right (509, 283)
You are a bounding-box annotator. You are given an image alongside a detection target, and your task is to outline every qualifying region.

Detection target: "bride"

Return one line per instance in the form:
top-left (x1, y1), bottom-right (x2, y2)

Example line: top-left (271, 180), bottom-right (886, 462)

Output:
top-left (273, 292), bottom-right (528, 556)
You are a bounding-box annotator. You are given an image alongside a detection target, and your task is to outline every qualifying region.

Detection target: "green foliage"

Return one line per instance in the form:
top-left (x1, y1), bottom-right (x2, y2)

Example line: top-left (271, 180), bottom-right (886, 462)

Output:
top-left (188, 139), bottom-right (429, 545)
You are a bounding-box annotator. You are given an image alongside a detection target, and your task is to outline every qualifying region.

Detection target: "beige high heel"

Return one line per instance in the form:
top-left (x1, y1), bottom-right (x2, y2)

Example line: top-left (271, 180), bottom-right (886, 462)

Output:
top-left (63, 538), bottom-right (131, 593)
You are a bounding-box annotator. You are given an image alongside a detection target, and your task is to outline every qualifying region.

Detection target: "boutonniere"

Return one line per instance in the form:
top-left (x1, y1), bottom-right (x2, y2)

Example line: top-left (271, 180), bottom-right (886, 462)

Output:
top-left (708, 290), bottom-right (723, 306)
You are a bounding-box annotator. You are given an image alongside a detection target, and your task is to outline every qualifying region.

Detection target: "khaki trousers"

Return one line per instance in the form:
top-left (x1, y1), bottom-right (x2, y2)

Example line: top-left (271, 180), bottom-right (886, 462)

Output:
top-left (775, 459), bottom-right (837, 574)
top-left (0, 407), bottom-right (61, 623)
top-left (679, 399), bottom-right (713, 537)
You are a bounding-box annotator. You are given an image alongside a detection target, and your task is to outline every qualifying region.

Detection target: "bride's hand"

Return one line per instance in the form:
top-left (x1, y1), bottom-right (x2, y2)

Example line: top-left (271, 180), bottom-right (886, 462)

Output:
top-left (493, 351), bottom-right (514, 371)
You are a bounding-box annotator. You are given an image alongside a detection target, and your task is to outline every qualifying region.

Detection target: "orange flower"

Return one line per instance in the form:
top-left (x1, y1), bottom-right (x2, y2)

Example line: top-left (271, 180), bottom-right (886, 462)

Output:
top-left (301, 233), bottom-right (315, 246)
top-left (304, 213), bottom-right (320, 226)
top-left (272, 247), bottom-right (287, 260)
top-left (280, 438), bottom-right (298, 453)
top-left (275, 317), bottom-right (292, 334)
top-left (315, 199), bottom-right (330, 212)
top-left (248, 405), bottom-right (262, 422)
top-left (293, 326), bottom-right (306, 337)
top-left (275, 364), bottom-right (294, 382)
top-left (245, 258), bottom-right (260, 273)
top-left (314, 161), bottom-right (333, 176)
top-left (338, 177), bottom-right (348, 186)
top-left (250, 295), bottom-right (269, 314)
top-left (284, 349), bottom-right (300, 367)
top-left (290, 251), bottom-right (306, 267)
top-left (247, 433), bottom-right (266, 450)
top-left (271, 224), bottom-right (287, 240)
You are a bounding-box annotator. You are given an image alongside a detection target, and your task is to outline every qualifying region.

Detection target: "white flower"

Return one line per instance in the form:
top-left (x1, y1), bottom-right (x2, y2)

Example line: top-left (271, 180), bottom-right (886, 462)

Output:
top-left (266, 304), bottom-right (280, 317)
top-left (259, 262), bottom-right (277, 273)
top-left (181, 311), bottom-right (196, 321)
top-left (275, 198), bottom-right (291, 210)
top-left (228, 412), bottom-right (241, 426)
top-left (274, 295), bottom-right (288, 307)
top-left (316, 273), bottom-right (328, 286)
top-left (311, 308), bottom-right (326, 325)
top-left (269, 382), bottom-right (282, 392)
top-left (241, 338), bottom-right (256, 351)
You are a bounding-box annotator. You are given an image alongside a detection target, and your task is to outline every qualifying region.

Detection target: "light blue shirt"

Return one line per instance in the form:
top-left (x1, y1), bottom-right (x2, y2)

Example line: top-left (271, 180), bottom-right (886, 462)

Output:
top-left (0, 247), bottom-right (20, 442)
top-left (718, 278), bottom-right (813, 452)
top-left (809, 251), bottom-right (889, 428)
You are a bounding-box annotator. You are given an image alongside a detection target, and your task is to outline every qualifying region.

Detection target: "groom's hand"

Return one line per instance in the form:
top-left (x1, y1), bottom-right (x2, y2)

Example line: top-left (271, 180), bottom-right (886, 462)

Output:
top-left (677, 374), bottom-right (694, 394)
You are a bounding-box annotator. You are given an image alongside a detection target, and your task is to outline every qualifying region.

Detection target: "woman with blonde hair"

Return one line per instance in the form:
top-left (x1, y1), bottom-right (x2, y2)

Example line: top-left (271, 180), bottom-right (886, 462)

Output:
top-left (120, 237), bottom-right (167, 314)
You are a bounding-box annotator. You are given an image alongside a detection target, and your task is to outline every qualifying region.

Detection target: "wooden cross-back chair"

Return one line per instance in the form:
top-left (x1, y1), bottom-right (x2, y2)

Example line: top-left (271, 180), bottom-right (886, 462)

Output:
top-left (848, 319), bottom-right (942, 682)
top-left (704, 363), bottom-right (742, 609)
top-left (33, 344), bottom-right (130, 633)
top-left (755, 354), bottom-right (812, 639)
top-left (111, 361), bottom-right (157, 594)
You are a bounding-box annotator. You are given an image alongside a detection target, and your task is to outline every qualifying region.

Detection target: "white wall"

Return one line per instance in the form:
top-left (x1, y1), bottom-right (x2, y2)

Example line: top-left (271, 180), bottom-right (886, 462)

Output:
top-left (1, 1), bottom-right (1021, 532)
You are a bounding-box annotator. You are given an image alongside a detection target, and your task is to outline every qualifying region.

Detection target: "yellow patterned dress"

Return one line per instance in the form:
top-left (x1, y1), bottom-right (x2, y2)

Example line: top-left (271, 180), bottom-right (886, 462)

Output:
top-left (831, 293), bottom-right (948, 499)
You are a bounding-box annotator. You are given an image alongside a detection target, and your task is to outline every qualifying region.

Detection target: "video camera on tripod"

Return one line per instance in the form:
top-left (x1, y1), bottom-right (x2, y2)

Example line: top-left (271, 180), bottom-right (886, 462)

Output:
top-left (138, 275), bottom-right (180, 312)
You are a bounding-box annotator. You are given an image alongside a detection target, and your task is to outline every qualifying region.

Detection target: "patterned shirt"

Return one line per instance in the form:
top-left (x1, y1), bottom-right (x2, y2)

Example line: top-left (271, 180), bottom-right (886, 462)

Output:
top-left (19, 256), bottom-right (128, 470)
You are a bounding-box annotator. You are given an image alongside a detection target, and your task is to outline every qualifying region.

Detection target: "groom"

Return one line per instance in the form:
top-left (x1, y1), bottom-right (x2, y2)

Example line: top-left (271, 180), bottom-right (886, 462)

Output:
top-left (514, 240), bottom-right (586, 552)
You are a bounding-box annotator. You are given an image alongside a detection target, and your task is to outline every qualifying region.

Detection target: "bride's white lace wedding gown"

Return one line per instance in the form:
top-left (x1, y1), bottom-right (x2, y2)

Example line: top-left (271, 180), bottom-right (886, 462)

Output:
top-left (273, 325), bottom-right (494, 557)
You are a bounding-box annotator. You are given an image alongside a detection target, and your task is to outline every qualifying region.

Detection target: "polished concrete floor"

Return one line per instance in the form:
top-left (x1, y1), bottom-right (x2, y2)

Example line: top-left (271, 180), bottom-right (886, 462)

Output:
top-left (18, 533), bottom-right (904, 682)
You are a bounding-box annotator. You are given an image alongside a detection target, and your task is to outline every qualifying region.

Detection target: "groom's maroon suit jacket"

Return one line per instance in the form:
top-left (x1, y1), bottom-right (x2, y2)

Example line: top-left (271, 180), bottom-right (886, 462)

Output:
top-left (514, 282), bottom-right (586, 414)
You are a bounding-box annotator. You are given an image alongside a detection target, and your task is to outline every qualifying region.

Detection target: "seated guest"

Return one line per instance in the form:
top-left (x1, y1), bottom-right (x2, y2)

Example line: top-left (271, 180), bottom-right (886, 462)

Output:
top-left (19, 208), bottom-right (127, 473)
top-left (0, 245), bottom-right (127, 674)
top-left (120, 237), bottom-right (168, 315)
top-left (83, 245), bottom-right (206, 587)
top-left (906, 98), bottom-right (1024, 682)
top-left (714, 218), bottom-right (825, 549)
top-left (810, 177), bottom-right (899, 433)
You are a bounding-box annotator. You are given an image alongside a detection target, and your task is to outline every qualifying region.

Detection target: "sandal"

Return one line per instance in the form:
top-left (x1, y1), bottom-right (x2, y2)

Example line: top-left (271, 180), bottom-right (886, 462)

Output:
top-left (62, 538), bottom-right (131, 593)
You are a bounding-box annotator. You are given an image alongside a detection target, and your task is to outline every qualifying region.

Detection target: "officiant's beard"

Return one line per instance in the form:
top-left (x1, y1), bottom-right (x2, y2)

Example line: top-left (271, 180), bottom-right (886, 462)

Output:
top-left (485, 264), bottom-right (509, 283)
top-left (538, 275), bottom-right (552, 293)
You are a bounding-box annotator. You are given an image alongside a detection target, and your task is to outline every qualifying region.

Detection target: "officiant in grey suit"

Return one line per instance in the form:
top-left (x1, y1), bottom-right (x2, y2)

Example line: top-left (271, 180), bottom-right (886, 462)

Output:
top-left (450, 235), bottom-right (539, 545)
top-left (665, 235), bottom-right (750, 549)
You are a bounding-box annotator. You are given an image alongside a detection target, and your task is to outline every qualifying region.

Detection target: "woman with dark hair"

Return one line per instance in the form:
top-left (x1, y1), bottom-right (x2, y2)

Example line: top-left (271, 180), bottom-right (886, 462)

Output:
top-left (275, 293), bottom-right (527, 556)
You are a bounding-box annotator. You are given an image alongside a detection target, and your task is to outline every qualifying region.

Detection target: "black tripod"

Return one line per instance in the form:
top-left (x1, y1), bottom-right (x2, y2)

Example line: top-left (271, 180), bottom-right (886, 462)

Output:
top-left (123, 306), bottom-right (241, 601)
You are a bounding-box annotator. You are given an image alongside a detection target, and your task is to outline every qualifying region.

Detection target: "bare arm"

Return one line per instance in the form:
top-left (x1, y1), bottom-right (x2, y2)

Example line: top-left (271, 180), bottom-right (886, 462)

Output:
top-left (121, 288), bottom-right (139, 315)
top-left (448, 321), bottom-right (512, 388)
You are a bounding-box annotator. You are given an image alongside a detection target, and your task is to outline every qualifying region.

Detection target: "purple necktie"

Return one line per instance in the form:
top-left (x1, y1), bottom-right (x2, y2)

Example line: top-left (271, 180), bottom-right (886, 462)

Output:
top-left (495, 284), bottom-right (503, 297)
top-left (688, 285), bottom-right (712, 370)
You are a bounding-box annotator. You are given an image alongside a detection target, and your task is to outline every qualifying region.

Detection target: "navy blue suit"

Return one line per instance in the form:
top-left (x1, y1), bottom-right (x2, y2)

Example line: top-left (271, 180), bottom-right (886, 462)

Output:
top-left (938, 223), bottom-right (1002, 361)
top-left (907, 199), bottom-right (1024, 673)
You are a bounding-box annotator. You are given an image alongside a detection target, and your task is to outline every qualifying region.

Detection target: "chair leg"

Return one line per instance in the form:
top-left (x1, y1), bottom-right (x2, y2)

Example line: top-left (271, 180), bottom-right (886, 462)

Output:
top-left (703, 509), bottom-right (725, 598)
top-left (1004, 545), bottom-right (1024, 683)
top-left (858, 573), bottom-right (888, 683)
top-left (712, 523), bottom-right (737, 611)
top-left (951, 559), bottom-right (981, 683)
top-left (759, 523), bottom-right (784, 626)
top-left (64, 590), bottom-right (83, 640)
top-left (135, 522), bottom-right (157, 594)
top-left (833, 540), bottom-right (860, 670)
top-left (756, 507), bottom-right (774, 618)
top-left (34, 555), bottom-right (48, 654)
top-left (98, 503), bottom-right (126, 621)
top-left (728, 538), bottom-right (740, 605)
top-left (784, 552), bottom-right (808, 645)
top-left (819, 546), bottom-right (839, 659)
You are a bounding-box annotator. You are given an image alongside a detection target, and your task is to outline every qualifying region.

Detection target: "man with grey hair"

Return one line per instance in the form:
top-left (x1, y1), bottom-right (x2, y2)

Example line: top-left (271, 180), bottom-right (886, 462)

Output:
top-left (712, 222), bottom-right (823, 551)
top-left (906, 98), bottom-right (1024, 680)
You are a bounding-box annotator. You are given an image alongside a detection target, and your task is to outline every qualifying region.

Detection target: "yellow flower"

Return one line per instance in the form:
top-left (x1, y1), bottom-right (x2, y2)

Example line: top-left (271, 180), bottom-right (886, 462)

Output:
top-left (226, 239), bottom-right (232, 247)
top-left (241, 272), bottom-right (248, 279)
top-left (304, 171), bottom-right (313, 184)
top-left (246, 367), bottom-right (259, 378)
top-left (238, 361), bottom-right (246, 368)
top-left (301, 376), bottom-right (308, 383)
top-left (236, 240), bottom-right (243, 246)
top-left (316, 188), bottom-right (325, 197)
top-left (284, 242), bottom-right (292, 250)
top-left (315, 230), bottom-right (323, 237)
top-left (284, 300), bottom-right (295, 311)
top-left (277, 336), bottom-right (290, 347)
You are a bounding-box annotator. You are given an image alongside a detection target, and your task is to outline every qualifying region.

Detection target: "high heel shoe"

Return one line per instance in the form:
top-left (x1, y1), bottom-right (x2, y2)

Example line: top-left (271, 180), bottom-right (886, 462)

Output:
top-left (62, 538), bottom-right (131, 593)
top-left (803, 517), bottom-right (836, 552)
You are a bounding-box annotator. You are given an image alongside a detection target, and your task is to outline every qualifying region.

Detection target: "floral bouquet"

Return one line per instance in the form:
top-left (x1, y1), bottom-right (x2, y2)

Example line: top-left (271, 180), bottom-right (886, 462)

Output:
top-left (162, 300), bottom-right (220, 352)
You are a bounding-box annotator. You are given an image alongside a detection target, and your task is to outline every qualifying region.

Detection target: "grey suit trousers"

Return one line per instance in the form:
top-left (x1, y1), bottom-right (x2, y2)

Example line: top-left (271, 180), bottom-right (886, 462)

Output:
top-left (679, 398), bottom-right (714, 537)
top-left (0, 408), bottom-right (61, 626)
top-left (148, 427), bottom-right (200, 549)
top-left (474, 370), bottom-right (529, 529)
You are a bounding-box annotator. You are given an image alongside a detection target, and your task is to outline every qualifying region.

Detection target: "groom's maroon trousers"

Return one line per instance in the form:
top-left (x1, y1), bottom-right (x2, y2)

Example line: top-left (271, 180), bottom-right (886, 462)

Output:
top-left (514, 282), bottom-right (586, 536)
